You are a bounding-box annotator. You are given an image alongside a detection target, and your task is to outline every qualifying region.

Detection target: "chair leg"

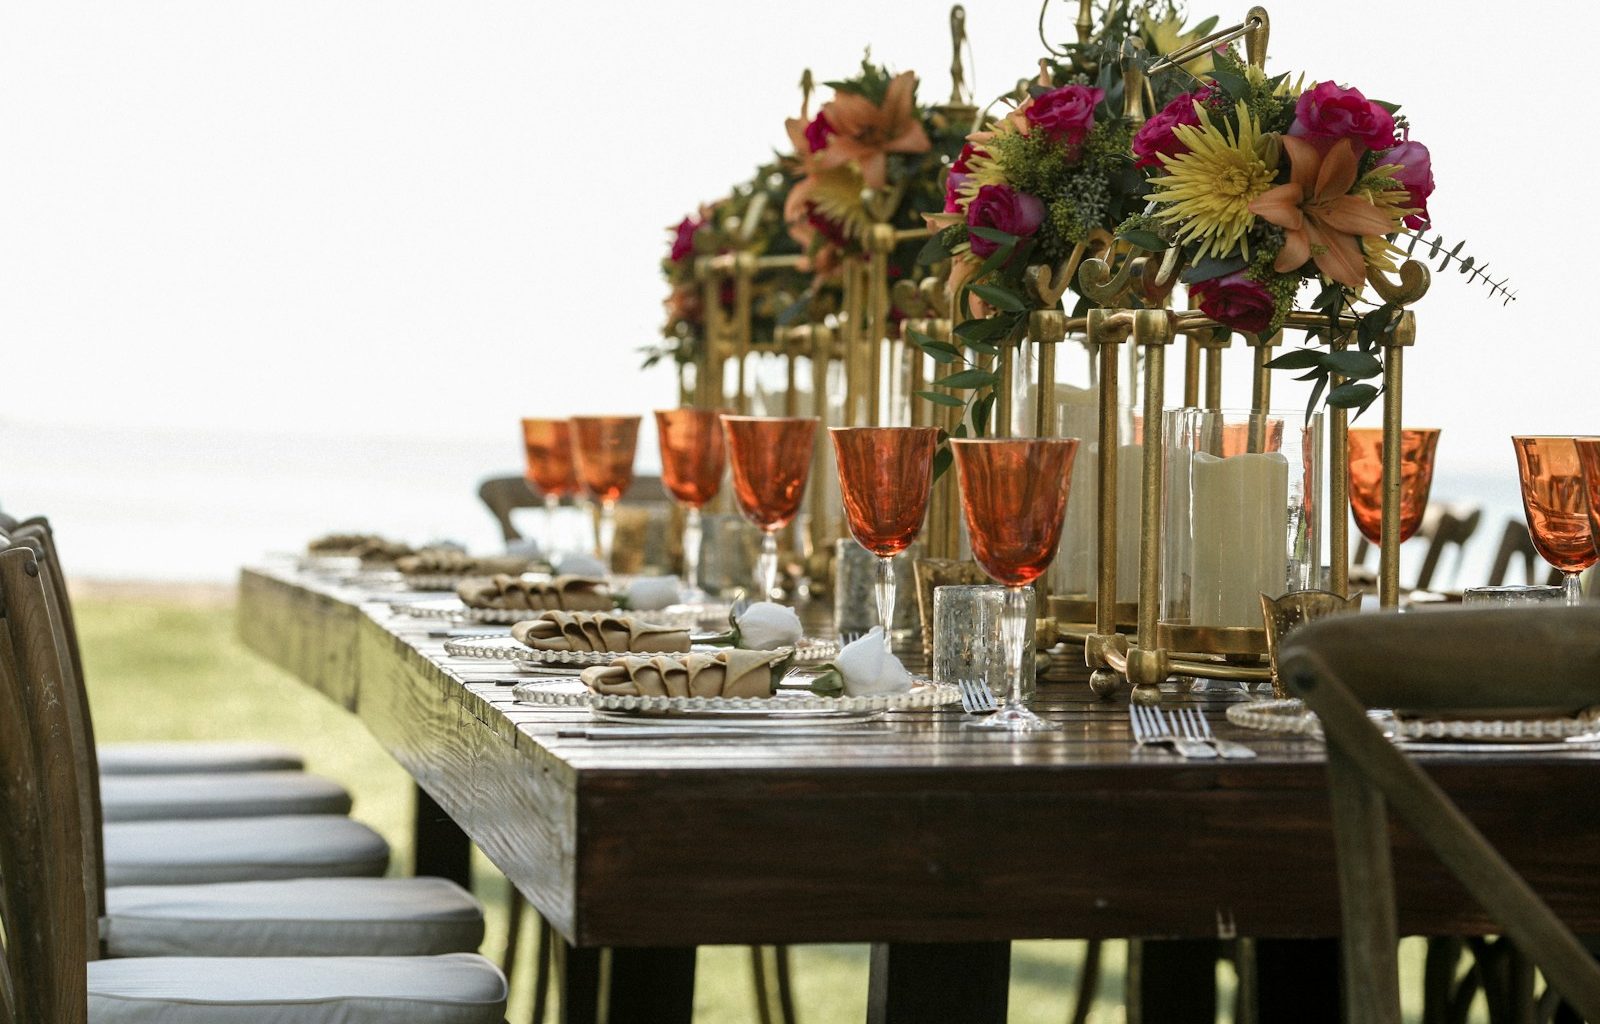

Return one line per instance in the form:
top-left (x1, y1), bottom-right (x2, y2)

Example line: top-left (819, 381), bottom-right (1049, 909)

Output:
top-left (1423, 938), bottom-right (1465, 1024)
top-left (1069, 939), bottom-right (1102, 1024)
top-left (503, 888), bottom-right (525, 979)
top-left (749, 945), bottom-right (775, 1024)
top-left (773, 945), bottom-right (798, 1024)
top-left (531, 915), bottom-right (553, 1024)
top-left (1326, 744), bottom-right (1402, 1024)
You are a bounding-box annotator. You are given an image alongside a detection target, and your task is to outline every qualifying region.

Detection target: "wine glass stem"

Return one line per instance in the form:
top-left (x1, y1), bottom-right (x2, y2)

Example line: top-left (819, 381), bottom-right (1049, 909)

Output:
top-left (543, 493), bottom-right (561, 558)
top-left (875, 554), bottom-right (896, 649)
top-left (598, 499), bottom-right (617, 573)
top-left (1565, 571), bottom-right (1585, 607)
top-left (1000, 585), bottom-right (1030, 713)
top-left (682, 506), bottom-right (703, 596)
top-left (756, 531), bottom-right (779, 600)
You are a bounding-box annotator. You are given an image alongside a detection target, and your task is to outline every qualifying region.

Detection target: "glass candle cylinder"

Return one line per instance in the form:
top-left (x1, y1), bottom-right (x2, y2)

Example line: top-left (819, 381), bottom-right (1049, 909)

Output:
top-left (933, 584), bottom-right (1037, 703)
top-left (1160, 408), bottom-right (1323, 640)
top-left (1462, 584), bottom-right (1564, 607)
top-left (833, 538), bottom-right (920, 639)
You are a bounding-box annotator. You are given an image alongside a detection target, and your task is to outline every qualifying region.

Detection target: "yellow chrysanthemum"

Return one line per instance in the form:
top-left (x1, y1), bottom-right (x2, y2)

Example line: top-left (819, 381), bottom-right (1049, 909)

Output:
top-left (1146, 101), bottom-right (1278, 262)
top-left (802, 165), bottom-right (874, 245)
top-left (1354, 162), bottom-right (1413, 277)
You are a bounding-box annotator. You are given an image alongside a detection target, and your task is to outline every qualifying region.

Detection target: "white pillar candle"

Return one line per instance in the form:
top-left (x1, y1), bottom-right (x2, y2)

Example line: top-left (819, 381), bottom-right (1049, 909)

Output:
top-left (1190, 451), bottom-right (1290, 627)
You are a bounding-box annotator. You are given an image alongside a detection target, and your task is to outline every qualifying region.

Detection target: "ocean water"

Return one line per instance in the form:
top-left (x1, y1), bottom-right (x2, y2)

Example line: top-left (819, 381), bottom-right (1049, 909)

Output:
top-left (2, 415), bottom-right (1530, 587)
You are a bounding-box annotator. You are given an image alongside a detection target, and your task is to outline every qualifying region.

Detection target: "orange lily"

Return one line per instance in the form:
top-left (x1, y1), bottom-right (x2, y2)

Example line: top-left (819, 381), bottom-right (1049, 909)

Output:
top-left (1247, 136), bottom-right (1397, 290)
top-left (816, 71), bottom-right (931, 189)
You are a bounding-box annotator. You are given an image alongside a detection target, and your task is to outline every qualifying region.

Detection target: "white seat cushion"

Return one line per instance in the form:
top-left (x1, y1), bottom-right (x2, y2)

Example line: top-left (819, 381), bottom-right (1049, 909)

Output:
top-left (88, 953), bottom-right (507, 1024)
top-left (98, 741), bottom-right (305, 776)
top-left (105, 878), bottom-right (483, 957)
top-left (104, 815), bottom-right (389, 886)
top-left (102, 772), bottom-right (352, 822)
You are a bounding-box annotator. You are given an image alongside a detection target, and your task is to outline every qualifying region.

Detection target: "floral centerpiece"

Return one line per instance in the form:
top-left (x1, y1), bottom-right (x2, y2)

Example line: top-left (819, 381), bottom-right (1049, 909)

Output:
top-left (1122, 47), bottom-right (1511, 412)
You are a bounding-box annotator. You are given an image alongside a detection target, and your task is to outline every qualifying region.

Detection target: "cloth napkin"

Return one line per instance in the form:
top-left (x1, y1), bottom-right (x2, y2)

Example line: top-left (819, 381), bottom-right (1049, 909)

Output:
top-left (510, 612), bottom-right (689, 654)
top-left (399, 549), bottom-right (530, 576)
top-left (579, 649), bottom-right (787, 698)
top-left (456, 574), bottom-right (611, 612)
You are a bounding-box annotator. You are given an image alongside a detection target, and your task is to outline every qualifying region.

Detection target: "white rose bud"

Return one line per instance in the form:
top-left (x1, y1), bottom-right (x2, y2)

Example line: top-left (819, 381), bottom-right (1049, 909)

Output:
top-left (626, 575), bottom-right (681, 612)
top-left (833, 627), bottom-right (912, 696)
top-left (736, 602), bottom-right (803, 650)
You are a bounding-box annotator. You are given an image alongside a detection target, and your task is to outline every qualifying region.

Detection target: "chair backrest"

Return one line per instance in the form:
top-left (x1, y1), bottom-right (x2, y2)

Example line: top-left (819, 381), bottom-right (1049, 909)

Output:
top-left (477, 476), bottom-right (539, 542)
top-left (1411, 504), bottom-right (1481, 592)
top-left (7, 521), bottom-right (107, 927)
top-left (1280, 607), bottom-right (1600, 1024)
top-left (1487, 520), bottom-right (1562, 587)
top-left (0, 541), bottom-right (91, 1023)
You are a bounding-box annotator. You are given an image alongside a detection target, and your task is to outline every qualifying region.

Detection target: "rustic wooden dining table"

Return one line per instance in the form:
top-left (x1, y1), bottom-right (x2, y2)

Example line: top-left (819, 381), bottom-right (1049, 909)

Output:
top-left (238, 563), bottom-right (1600, 1024)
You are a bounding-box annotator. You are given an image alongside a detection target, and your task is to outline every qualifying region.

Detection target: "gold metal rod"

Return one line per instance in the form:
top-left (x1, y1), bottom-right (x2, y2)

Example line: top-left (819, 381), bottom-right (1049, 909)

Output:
top-left (1379, 347), bottom-right (1404, 609)
top-left (1328, 333), bottom-right (1350, 598)
top-left (1035, 335), bottom-right (1059, 437)
top-left (784, 332), bottom-right (800, 418)
top-left (1092, 319), bottom-right (1122, 639)
top-left (907, 321), bottom-right (927, 428)
top-left (733, 256), bottom-right (754, 414)
top-left (996, 344), bottom-right (1014, 438)
top-left (808, 325), bottom-right (833, 559)
top-left (840, 261), bottom-right (862, 426)
top-left (866, 250), bottom-right (888, 427)
top-left (1183, 336), bottom-right (1200, 408)
top-left (1146, 16), bottom-right (1265, 75)
top-left (1136, 342), bottom-right (1166, 646)
top-left (1204, 345), bottom-right (1223, 410)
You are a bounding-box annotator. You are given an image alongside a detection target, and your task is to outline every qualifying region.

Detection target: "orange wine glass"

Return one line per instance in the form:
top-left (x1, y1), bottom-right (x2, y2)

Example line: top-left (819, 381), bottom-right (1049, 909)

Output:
top-left (570, 415), bottom-right (641, 573)
top-left (951, 437), bottom-right (1078, 732)
top-left (831, 426), bottom-right (939, 648)
top-left (654, 408), bottom-right (727, 600)
top-left (722, 415), bottom-right (817, 599)
top-left (521, 418), bottom-right (580, 557)
top-left (1513, 436), bottom-right (1597, 606)
top-left (1347, 428), bottom-right (1440, 546)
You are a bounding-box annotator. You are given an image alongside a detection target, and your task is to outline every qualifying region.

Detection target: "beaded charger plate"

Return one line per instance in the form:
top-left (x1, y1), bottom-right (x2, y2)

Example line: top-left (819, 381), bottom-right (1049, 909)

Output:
top-left (510, 673), bottom-right (955, 720)
top-left (442, 634), bottom-right (840, 668)
top-left (1226, 699), bottom-right (1600, 749)
top-left (390, 599), bottom-right (526, 625)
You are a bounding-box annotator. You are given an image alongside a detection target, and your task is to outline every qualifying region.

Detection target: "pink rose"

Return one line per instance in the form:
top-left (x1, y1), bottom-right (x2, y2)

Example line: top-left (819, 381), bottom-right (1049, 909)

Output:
top-left (1024, 84), bottom-right (1100, 145)
top-left (1024, 85), bottom-right (1103, 145)
top-left (1289, 82), bottom-right (1396, 152)
top-left (1132, 88), bottom-right (1212, 168)
top-left (803, 113), bottom-right (835, 154)
top-left (965, 185), bottom-right (1045, 257)
top-left (1379, 139), bottom-right (1433, 230)
top-left (943, 142), bottom-right (985, 212)
top-left (669, 217), bottom-right (702, 263)
top-left (1191, 271), bottom-right (1275, 333)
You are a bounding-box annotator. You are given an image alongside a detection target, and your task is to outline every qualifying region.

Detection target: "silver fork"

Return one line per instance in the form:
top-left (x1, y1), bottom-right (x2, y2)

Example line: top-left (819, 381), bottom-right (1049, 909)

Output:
top-left (1177, 707), bottom-right (1257, 759)
top-left (958, 678), bottom-right (999, 714)
top-left (1130, 704), bottom-right (1217, 758)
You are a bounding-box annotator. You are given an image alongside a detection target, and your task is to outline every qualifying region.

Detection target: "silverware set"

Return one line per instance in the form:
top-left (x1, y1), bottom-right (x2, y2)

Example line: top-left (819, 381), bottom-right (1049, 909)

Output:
top-left (1130, 704), bottom-right (1256, 759)
top-left (957, 678), bottom-right (1000, 715)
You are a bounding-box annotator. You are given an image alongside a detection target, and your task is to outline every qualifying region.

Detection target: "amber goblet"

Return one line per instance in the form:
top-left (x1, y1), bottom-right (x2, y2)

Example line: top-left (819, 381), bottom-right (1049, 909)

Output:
top-left (1513, 436), bottom-right (1597, 606)
top-left (570, 415), bottom-right (641, 573)
top-left (654, 408), bottom-right (727, 600)
top-left (831, 427), bottom-right (939, 648)
top-left (1348, 428), bottom-right (1440, 546)
top-left (951, 437), bottom-right (1079, 732)
top-left (521, 418), bottom-right (580, 557)
top-left (722, 415), bottom-right (817, 599)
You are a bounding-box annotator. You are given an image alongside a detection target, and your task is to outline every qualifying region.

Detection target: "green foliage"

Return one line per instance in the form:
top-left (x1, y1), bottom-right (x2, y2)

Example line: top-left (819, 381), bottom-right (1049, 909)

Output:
top-left (1403, 230), bottom-right (1518, 305)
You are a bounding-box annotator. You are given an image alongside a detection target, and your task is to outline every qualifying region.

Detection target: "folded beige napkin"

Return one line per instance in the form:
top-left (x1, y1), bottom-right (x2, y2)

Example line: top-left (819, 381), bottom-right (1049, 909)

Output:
top-left (579, 649), bottom-right (787, 699)
top-left (307, 533), bottom-right (413, 562)
top-left (510, 612), bottom-right (689, 654)
top-left (456, 574), bottom-right (611, 612)
top-left (399, 549), bottom-right (530, 576)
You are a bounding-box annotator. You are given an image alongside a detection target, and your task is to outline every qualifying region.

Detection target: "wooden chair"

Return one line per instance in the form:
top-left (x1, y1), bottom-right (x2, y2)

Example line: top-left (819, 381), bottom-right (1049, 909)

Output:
top-left (1351, 502), bottom-right (1482, 592)
top-left (478, 476), bottom-right (540, 542)
top-left (1279, 606), bottom-right (1600, 1024)
top-left (1488, 520), bottom-right (1564, 587)
top-left (0, 542), bottom-right (510, 1023)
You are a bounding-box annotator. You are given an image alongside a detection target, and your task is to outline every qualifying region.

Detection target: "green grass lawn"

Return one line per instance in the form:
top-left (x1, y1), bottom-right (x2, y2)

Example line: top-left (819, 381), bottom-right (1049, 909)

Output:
top-left (78, 590), bottom-right (1455, 1023)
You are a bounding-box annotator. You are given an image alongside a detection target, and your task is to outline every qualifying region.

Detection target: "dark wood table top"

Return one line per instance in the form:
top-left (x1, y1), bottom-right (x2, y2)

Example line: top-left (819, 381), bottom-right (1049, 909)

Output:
top-left (238, 564), bottom-right (1600, 949)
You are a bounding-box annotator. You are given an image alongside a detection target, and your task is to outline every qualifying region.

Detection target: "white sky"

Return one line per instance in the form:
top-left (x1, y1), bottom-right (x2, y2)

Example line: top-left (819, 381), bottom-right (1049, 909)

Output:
top-left (0, 0), bottom-right (1587, 495)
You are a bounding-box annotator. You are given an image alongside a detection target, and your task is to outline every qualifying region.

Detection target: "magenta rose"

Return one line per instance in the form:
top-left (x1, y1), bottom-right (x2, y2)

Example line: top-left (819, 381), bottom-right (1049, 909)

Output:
top-left (1379, 139), bottom-right (1434, 229)
top-left (1025, 85), bottom-right (1103, 145)
top-left (1190, 271), bottom-right (1275, 333)
top-left (1132, 88), bottom-right (1212, 168)
top-left (1289, 82), bottom-right (1396, 152)
top-left (964, 185), bottom-right (1045, 257)
top-left (803, 113), bottom-right (835, 153)
top-left (669, 217), bottom-right (702, 263)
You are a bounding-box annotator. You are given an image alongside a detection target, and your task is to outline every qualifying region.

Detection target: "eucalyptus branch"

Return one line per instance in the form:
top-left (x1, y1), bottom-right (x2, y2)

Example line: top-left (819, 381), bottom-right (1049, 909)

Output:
top-left (1401, 230), bottom-right (1518, 305)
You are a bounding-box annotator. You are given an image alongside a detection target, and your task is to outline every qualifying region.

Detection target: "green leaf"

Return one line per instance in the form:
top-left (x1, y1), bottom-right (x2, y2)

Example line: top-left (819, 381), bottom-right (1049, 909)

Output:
top-left (909, 330), bottom-right (960, 364)
top-left (915, 390), bottom-right (966, 408)
top-left (1322, 350), bottom-right (1382, 379)
top-left (934, 369), bottom-right (999, 390)
top-left (932, 445), bottom-right (954, 482)
top-left (1118, 228), bottom-right (1168, 252)
top-left (972, 392), bottom-right (996, 436)
top-left (1305, 373), bottom-right (1328, 420)
top-left (964, 339), bottom-right (1001, 356)
top-left (954, 316), bottom-right (1015, 343)
top-left (1181, 256), bottom-right (1248, 285)
top-left (1210, 67), bottom-right (1251, 102)
top-left (1267, 348), bottom-right (1324, 371)
top-left (970, 284), bottom-right (1027, 312)
top-left (968, 226), bottom-right (1020, 246)
top-left (1328, 382), bottom-right (1380, 408)
top-left (1191, 15), bottom-right (1219, 35)
top-left (916, 231), bottom-right (953, 266)
top-left (1371, 99), bottom-right (1400, 114)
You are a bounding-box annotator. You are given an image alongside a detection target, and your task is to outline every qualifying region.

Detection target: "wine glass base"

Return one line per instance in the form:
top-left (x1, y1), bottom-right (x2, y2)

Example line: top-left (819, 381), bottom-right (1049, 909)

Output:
top-left (963, 706), bottom-right (1061, 732)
